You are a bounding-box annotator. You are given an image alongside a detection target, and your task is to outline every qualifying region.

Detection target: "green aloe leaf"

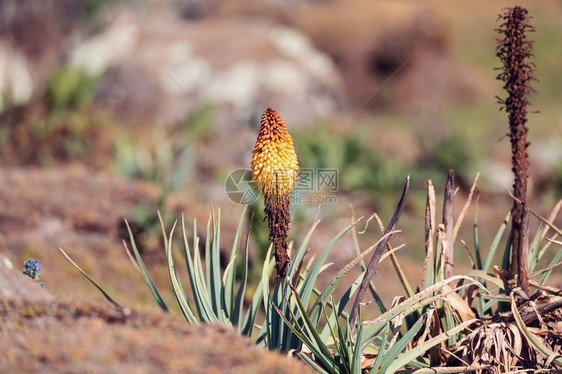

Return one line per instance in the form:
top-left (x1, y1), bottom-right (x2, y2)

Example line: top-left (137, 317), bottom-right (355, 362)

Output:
top-left (316, 230), bottom-right (399, 312)
top-left (273, 303), bottom-right (339, 374)
top-left (287, 219), bottom-right (321, 281)
top-left (124, 219), bottom-right (168, 311)
top-left (299, 218), bottom-right (363, 313)
top-left (483, 212), bottom-right (510, 272)
top-left (378, 313), bottom-right (426, 373)
top-left (232, 213), bottom-right (251, 331)
top-left (295, 352), bottom-right (331, 374)
top-left (205, 212), bottom-right (212, 299)
top-left (369, 323), bottom-right (390, 374)
top-left (242, 251), bottom-right (274, 337)
top-left (473, 196), bottom-right (483, 270)
top-left (540, 249), bottom-right (562, 285)
top-left (221, 255), bottom-right (237, 321)
top-left (284, 285), bottom-right (340, 373)
top-left (209, 209), bottom-right (223, 320)
top-left (181, 216), bottom-right (208, 321)
top-left (361, 276), bottom-right (486, 346)
top-left (224, 206), bottom-right (247, 320)
top-left (351, 313), bottom-right (365, 374)
top-left (163, 219), bottom-right (198, 323)
top-left (59, 247), bottom-right (121, 308)
top-left (385, 319), bottom-right (478, 373)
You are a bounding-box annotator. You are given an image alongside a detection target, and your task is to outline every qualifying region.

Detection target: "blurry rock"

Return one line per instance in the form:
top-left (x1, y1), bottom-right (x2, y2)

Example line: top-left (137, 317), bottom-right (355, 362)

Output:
top-left (295, 1), bottom-right (488, 114)
top-left (0, 252), bottom-right (52, 302)
top-left (0, 0), bottom-right (116, 105)
top-left (0, 41), bottom-right (34, 109)
top-left (366, 11), bottom-right (486, 114)
top-left (68, 10), bottom-right (345, 127)
top-left (95, 62), bottom-right (162, 121)
top-left (69, 11), bottom-right (139, 77)
top-left (478, 160), bottom-right (514, 192)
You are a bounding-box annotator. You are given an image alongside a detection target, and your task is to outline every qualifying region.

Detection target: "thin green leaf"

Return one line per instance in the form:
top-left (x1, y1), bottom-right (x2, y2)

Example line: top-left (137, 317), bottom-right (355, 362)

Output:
top-left (323, 298), bottom-right (346, 370)
top-left (289, 284), bottom-right (338, 369)
top-left (221, 255), bottom-right (237, 320)
top-left (288, 219), bottom-right (321, 282)
top-left (242, 251), bottom-right (274, 336)
top-left (352, 314), bottom-right (364, 374)
top-left (205, 211), bottom-right (212, 296)
top-left (500, 231), bottom-right (513, 278)
top-left (365, 276), bottom-right (486, 326)
top-left (362, 276), bottom-right (486, 346)
top-left (540, 250), bottom-right (562, 284)
top-left (124, 219), bottom-right (168, 311)
top-left (378, 314), bottom-right (426, 373)
top-left (273, 303), bottom-right (339, 374)
top-left (299, 218), bottom-right (363, 311)
top-left (261, 244), bottom-right (275, 347)
top-left (191, 218), bottom-right (219, 322)
top-left (529, 206), bottom-right (562, 238)
top-left (369, 323), bottom-right (390, 374)
top-left (181, 216), bottom-right (208, 321)
top-left (310, 230), bottom-right (399, 327)
top-left (473, 195), bottom-right (483, 270)
top-left (385, 319), bottom-right (478, 373)
top-left (192, 254), bottom-right (220, 323)
top-left (59, 247), bottom-right (121, 308)
top-left (210, 209), bottom-right (222, 319)
top-left (233, 214), bottom-right (252, 331)
top-left (335, 311), bottom-right (351, 373)
top-left (483, 212), bottom-right (510, 272)
top-left (225, 206), bottom-right (247, 321)
top-left (467, 270), bottom-right (506, 288)
top-left (295, 352), bottom-right (331, 374)
top-left (164, 219), bottom-right (198, 323)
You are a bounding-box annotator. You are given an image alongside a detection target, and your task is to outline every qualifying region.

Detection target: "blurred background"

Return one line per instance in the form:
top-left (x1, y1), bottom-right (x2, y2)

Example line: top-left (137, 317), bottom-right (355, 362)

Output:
top-left (0, 0), bottom-right (560, 307)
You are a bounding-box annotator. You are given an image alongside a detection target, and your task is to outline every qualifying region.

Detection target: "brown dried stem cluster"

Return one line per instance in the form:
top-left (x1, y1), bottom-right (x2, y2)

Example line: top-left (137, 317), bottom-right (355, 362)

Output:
top-left (496, 6), bottom-right (535, 292)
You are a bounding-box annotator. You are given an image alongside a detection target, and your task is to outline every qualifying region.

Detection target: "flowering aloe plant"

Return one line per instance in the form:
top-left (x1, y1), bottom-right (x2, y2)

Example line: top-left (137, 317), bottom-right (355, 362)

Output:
top-left (251, 108), bottom-right (299, 280)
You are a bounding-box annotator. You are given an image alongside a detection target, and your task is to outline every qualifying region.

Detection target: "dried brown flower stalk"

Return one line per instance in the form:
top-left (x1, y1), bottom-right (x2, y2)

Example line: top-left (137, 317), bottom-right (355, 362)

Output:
top-left (496, 6), bottom-right (535, 292)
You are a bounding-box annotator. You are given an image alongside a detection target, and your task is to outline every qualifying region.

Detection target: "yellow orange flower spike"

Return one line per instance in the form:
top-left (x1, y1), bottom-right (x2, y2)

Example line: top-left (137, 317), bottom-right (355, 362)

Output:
top-left (250, 108), bottom-right (299, 199)
top-left (250, 108), bottom-right (299, 280)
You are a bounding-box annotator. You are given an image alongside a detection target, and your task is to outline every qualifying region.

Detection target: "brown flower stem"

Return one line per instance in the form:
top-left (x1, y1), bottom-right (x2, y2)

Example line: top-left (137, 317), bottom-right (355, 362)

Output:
top-left (496, 6), bottom-right (535, 281)
top-left (264, 194), bottom-right (291, 280)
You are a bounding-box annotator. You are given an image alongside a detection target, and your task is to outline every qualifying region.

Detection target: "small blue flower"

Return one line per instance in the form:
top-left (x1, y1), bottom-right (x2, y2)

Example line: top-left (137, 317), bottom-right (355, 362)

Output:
top-left (23, 258), bottom-right (41, 281)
